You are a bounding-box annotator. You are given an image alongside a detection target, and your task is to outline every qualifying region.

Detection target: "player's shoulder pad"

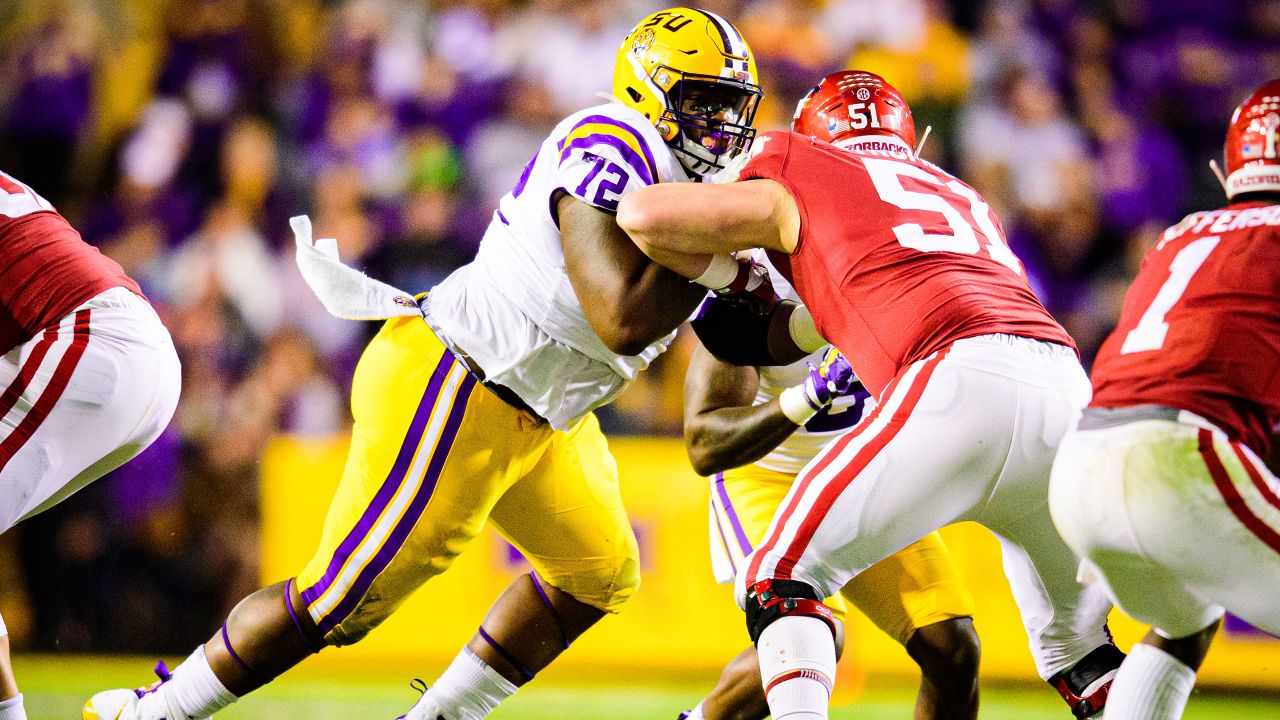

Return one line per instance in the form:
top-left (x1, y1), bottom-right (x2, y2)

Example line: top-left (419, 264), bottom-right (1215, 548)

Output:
top-left (555, 103), bottom-right (681, 185)
top-left (733, 131), bottom-right (792, 183)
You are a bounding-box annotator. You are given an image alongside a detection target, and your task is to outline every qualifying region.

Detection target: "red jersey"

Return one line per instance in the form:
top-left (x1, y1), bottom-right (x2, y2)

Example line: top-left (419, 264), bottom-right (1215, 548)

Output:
top-left (1091, 200), bottom-right (1280, 455)
top-left (739, 131), bottom-right (1074, 397)
top-left (0, 171), bottom-right (142, 353)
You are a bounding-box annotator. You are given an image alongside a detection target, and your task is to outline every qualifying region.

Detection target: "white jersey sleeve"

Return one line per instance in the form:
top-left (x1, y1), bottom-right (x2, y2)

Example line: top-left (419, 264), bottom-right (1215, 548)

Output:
top-left (554, 109), bottom-right (669, 212)
top-left (423, 103), bottom-right (689, 430)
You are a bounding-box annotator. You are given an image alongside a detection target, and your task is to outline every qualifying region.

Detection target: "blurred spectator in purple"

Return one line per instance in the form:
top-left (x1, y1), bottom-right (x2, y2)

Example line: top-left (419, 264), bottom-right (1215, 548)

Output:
top-left (969, 2), bottom-right (1062, 96)
top-left (81, 99), bottom-right (204, 291)
top-left (1075, 65), bottom-right (1188, 236)
top-left (1, 10), bottom-right (97, 205)
top-left (156, 0), bottom-right (279, 202)
top-left (365, 127), bottom-right (472, 292)
top-left (959, 66), bottom-right (1096, 313)
top-left (466, 78), bottom-right (560, 211)
top-left (500, 0), bottom-right (627, 116)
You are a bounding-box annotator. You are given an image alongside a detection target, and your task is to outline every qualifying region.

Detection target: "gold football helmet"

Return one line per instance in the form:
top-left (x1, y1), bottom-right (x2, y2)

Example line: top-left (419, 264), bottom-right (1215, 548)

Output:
top-left (613, 8), bottom-right (762, 176)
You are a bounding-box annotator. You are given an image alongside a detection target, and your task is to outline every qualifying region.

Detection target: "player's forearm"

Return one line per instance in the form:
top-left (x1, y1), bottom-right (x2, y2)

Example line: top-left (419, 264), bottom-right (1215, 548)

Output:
top-left (686, 402), bottom-right (799, 476)
top-left (630, 238), bottom-right (721, 283)
top-left (617, 181), bottom-right (787, 257)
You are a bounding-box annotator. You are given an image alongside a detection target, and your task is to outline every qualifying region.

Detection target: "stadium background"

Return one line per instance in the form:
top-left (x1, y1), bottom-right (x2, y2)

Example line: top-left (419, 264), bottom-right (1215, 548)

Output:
top-left (0, 0), bottom-right (1277, 716)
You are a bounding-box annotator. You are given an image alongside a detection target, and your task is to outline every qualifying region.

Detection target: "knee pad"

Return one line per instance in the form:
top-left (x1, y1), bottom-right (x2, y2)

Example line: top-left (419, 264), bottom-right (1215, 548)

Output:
top-left (744, 578), bottom-right (838, 645)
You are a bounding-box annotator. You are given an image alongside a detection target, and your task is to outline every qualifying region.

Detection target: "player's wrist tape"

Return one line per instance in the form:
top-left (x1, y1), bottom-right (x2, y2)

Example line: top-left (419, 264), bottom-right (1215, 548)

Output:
top-left (692, 253), bottom-right (741, 290)
top-left (780, 384), bottom-right (822, 425)
top-left (788, 305), bottom-right (825, 353)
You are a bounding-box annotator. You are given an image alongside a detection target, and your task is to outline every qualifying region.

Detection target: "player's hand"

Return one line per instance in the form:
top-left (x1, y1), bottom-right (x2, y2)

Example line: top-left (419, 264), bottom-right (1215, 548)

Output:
top-left (715, 257), bottom-right (778, 313)
top-left (802, 348), bottom-right (857, 409)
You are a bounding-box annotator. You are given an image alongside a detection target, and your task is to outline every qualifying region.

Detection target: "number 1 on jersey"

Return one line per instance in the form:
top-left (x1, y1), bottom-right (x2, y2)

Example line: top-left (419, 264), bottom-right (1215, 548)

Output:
top-left (1120, 236), bottom-right (1221, 354)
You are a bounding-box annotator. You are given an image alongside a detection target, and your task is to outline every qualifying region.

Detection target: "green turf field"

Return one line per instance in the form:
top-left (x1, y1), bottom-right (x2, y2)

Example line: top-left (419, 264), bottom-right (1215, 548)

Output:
top-left (17, 655), bottom-right (1279, 719)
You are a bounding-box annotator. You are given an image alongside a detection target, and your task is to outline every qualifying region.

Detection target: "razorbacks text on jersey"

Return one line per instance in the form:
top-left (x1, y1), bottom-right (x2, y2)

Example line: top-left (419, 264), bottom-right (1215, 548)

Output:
top-left (423, 102), bottom-right (690, 429)
top-left (1091, 201), bottom-right (1280, 455)
top-left (0, 170), bottom-right (141, 353)
top-left (738, 131), bottom-right (1075, 397)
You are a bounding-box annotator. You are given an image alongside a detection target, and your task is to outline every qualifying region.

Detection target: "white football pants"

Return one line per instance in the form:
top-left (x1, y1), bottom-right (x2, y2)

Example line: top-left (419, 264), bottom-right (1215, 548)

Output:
top-left (0, 287), bottom-right (180, 532)
top-left (1051, 414), bottom-right (1280, 639)
top-left (738, 334), bottom-right (1114, 679)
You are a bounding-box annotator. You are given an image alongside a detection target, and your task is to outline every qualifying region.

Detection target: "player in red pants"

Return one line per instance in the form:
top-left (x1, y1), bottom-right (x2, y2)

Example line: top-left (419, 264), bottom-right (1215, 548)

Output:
top-left (0, 170), bottom-right (181, 720)
top-left (1050, 78), bottom-right (1280, 720)
top-left (618, 71), bottom-right (1123, 720)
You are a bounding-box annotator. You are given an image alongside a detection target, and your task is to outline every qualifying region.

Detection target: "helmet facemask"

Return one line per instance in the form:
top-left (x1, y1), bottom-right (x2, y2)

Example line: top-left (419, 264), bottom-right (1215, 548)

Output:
top-left (662, 75), bottom-right (761, 177)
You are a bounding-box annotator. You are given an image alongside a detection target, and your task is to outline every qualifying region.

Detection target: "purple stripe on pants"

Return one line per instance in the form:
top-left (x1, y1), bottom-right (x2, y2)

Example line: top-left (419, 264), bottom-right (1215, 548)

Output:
top-left (301, 351), bottom-right (457, 607)
top-left (711, 484), bottom-right (738, 575)
top-left (714, 472), bottom-right (754, 556)
top-left (317, 371), bottom-right (478, 634)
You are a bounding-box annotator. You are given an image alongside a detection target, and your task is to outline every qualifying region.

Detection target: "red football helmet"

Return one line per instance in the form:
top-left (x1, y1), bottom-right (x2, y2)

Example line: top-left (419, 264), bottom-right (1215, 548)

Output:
top-left (792, 70), bottom-right (916, 150)
top-left (1223, 79), bottom-right (1280, 199)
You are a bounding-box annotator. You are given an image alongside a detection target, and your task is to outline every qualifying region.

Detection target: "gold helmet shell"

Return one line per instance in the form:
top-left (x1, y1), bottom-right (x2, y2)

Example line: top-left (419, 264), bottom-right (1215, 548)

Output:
top-left (613, 8), bottom-right (762, 176)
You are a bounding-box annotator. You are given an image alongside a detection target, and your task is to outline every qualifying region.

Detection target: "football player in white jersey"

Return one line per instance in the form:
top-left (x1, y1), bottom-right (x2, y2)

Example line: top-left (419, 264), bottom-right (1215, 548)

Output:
top-left (679, 260), bottom-right (981, 720)
top-left (83, 9), bottom-right (810, 720)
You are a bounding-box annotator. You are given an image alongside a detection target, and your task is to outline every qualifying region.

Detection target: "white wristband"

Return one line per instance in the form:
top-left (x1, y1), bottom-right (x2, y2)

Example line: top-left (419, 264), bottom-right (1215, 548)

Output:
top-left (692, 253), bottom-right (739, 290)
top-left (788, 305), bottom-right (826, 353)
top-left (780, 385), bottom-right (820, 425)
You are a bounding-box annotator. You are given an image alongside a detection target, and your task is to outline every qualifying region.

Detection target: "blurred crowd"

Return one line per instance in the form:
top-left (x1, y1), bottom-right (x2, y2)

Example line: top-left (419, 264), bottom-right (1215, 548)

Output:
top-left (0, 0), bottom-right (1276, 653)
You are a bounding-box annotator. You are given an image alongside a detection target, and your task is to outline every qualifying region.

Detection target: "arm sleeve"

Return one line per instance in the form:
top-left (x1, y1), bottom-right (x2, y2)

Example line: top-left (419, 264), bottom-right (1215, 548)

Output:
top-left (691, 294), bottom-right (794, 367)
top-left (554, 119), bottom-right (661, 212)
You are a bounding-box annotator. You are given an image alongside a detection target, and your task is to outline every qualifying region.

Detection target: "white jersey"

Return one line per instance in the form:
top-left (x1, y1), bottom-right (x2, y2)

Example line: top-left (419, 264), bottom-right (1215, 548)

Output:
top-left (425, 103), bottom-right (690, 430)
top-left (750, 253), bottom-right (872, 475)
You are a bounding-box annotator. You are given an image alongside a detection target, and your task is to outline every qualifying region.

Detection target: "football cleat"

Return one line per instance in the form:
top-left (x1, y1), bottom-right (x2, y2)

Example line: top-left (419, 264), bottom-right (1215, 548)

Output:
top-left (1048, 643), bottom-right (1127, 719)
top-left (82, 661), bottom-right (208, 720)
top-left (394, 678), bottom-right (446, 720)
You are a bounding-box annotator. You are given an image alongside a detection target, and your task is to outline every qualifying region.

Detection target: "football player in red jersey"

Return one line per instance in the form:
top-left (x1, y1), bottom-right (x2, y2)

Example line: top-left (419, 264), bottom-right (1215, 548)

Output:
top-left (618, 71), bottom-right (1123, 720)
top-left (1048, 79), bottom-right (1280, 720)
top-left (0, 170), bottom-right (180, 720)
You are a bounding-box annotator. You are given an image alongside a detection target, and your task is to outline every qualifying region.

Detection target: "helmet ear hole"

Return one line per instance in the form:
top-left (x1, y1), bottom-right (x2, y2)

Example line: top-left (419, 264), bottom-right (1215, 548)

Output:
top-left (627, 87), bottom-right (644, 104)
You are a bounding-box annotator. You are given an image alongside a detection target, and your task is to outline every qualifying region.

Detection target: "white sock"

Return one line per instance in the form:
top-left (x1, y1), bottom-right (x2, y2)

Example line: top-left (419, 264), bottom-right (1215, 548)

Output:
top-left (0, 694), bottom-right (26, 720)
top-left (0, 612), bottom-right (23, 720)
top-left (421, 648), bottom-right (518, 720)
top-left (757, 616), bottom-right (835, 720)
top-left (140, 646), bottom-right (238, 718)
top-left (1105, 643), bottom-right (1197, 720)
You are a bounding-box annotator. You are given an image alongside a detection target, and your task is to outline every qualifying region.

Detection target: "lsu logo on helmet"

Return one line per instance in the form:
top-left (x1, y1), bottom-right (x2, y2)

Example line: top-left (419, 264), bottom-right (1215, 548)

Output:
top-left (613, 8), bottom-right (762, 177)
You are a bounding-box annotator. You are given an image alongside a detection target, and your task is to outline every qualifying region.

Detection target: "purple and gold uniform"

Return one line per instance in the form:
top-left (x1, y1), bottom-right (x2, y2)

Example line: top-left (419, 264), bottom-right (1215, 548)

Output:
top-left (295, 101), bottom-right (690, 644)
